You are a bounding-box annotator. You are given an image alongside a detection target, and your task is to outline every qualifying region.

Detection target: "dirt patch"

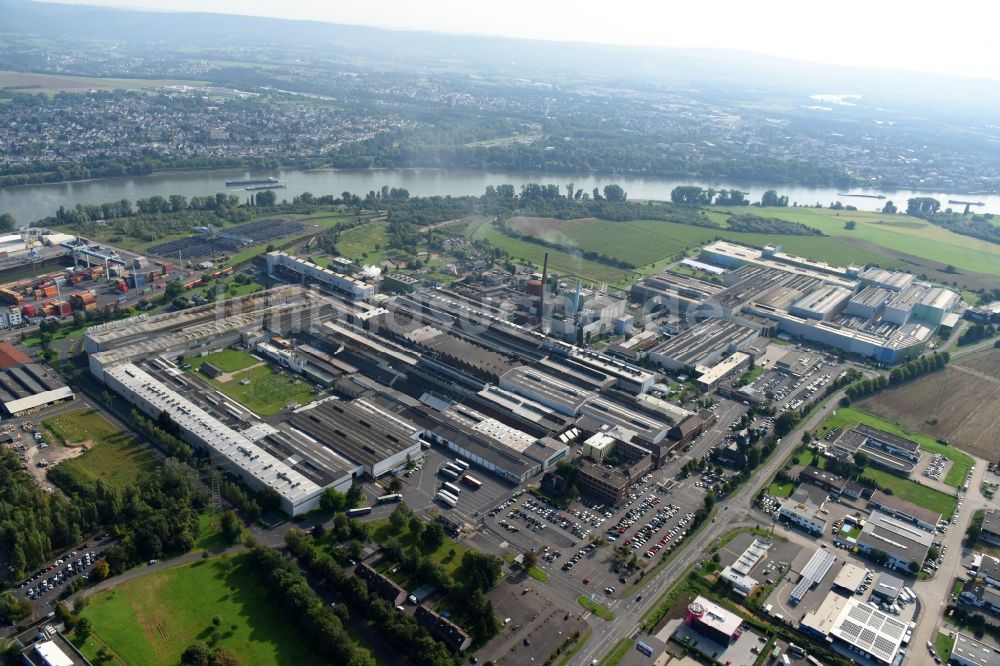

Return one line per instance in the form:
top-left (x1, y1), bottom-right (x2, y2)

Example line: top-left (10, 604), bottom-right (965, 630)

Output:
top-left (14, 440), bottom-right (88, 491)
top-left (838, 236), bottom-right (997, 290)
top-left (857, 349), bottom-right (1000, 461)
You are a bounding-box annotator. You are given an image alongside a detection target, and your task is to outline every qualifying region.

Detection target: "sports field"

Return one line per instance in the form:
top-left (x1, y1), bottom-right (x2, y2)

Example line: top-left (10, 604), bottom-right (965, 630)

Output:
top-left (0, 70), bottom-right (203, 95)
top-left (77, 554), bottom-right (326, 666)
top-left (856, 349), bottom-right (1000, 463)
top-left (45, 408), bottom-right (154, 489)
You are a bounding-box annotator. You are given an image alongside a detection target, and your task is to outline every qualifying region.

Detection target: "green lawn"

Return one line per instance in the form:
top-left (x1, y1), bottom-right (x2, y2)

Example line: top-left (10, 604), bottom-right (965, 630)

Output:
top-left (527, 566), bottom-right (550, 582)
top-left (337, 220), bottom-right (390, 265)
top-left (953, 578), bottom-right (966, 596)
top-left (767, 481), bottom-right (795, 498)
top-left (794, 449), bottom-right (826, 468)
top-left (369, 518), bottom-right (474, 585)
top-left (577, 594), bottom-right (615, 620)
top-left (197, 364), bottom-right (316, 417)
top-left (821, 407), bottom-right (973, 487)
top-left (77, 554), bottom-right (327, 666)
top-left (194, 512), bottom-right (228, 551)
top-left (936, 632), bottom-right (955, 661)
top-left (839, 525), bottom-right (861, 540)
top-left (863, 468), bottom-right (957, 519)
top-left (45, 408), bottom-right (154, 489)
top-left (187, 348), bottom-right (260, 373)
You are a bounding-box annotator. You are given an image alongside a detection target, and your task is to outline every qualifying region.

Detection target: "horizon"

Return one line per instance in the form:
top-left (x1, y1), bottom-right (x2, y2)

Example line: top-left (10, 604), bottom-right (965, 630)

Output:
top-left (37, 0), bottom-right (1000, 82)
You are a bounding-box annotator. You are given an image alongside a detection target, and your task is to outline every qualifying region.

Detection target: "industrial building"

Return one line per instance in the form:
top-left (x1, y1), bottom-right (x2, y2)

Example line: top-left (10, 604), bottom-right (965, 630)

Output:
top-left (952, 633), bottom-right (1000, 666)
top-left (105, 363), bottom-right (325, 515)
top-left (265, 251), bottom-right (376, 299)
top-left (869, 573), bottom-right (903, 605)
top-left (499, 366), bottom-right (595, 416)
top-left (825, 596), bottom-right (908, 664)
top-left (790, 548), bottom-right (836, 606)
top-left (868, 490), bottom-right (941, 532)
top-left (0, 361), bottom-right (73, 417)
top-left (778, 496), bottom-right (828, 536)
top-left (789, 285), bottom-right (853, 321)
top-left (960, 582), bottom-right (1000, 616)
top-left (647, 318), bottom-right (759, 371)
top-left (831, 562), bottom-right (867, 594)
top-left (831, 424), bottom-right (918, 476)
top-left (980, 510), bottom-right (1000, 546)
top-left (855, 511), bottom-right (933, 573)
top-left (719, 538), bottom-right (770, 597)
top-left (18, 626), bottom-right (92, 666)
top-left (576, 458), bottom-right (630, 506)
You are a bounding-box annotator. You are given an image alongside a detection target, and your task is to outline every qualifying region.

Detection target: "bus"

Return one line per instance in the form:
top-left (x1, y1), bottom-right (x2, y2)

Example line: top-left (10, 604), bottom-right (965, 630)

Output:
top-left (461, 474), bottom-right (482, 490)
top-left (438, 489), bottom-right (459, 504)
top-left (436, 492), bottom-right (457, 508)
top-left (442, 482), bottom-right (462, 496)
top-left (376, 493), bottom-right (403, 505)
top-left (346, 506), bottom-right (372, 517)
top-left (453, 459), bottom-right (470, 471)
top-left (439, 467), bottom-right (460, 480)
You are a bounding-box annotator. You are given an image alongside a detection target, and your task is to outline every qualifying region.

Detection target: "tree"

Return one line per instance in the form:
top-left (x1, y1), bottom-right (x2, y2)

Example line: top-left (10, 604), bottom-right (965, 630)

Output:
top-left (522, 549), bottom-right (538, 570)
top-left (320, 488), bottom-right (346, 513)
top-left (761, 190), bottom-right (789, 207)
top-left (853, 451), bottom-right (869, 469)
top-left (908, 560), bottom-right (920, 574)
top-left (220, 510), bottom-right (244, 544)
top-left (408, 515), bottom-right (424, 541)
top-left (421, 522), bottom-right (445, 551)
top-left (165, 280), bottom-right (185, 300)
top-left (844, 220), bottom-right (857, 230)
top-left (906, 197), bottom-right (941, 217)
top-left (75, 617), bottom-right (93, 641)
top-left (93, 559), bottom-right (111, 580)
top-left (387, 477), bottom-right (402, 493)
top-left (882, 200), bottom-right (897, 214)
top-left (388, 504), bottom-right (410, 533)
top-left (181, 643), bottom-right (212, 666)
top-left (0, 213), bottom-right (14, 232)
top-left (603, 184), bottom-right (627, 202)
top-left (774, 411), bottom-right (800, 437)
top-left (254, 189), bottom-right (277, 207)
top-left (210, 649), bottom-right (241, 666)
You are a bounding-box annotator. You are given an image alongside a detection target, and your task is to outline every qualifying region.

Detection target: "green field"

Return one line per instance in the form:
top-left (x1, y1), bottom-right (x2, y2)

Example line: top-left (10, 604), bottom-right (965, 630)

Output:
top-left (577, 595), bottom-right (615, 620)
top-left (726, 206), bottom-right (1000, 278)
top-left (188, 348), bottom-right (260, 373)
top-left (199, 364), bottom-right (316, 417)
top-left (45, 409), bottom-right (154, 489)
top-left (0, 70), bottom-right (205, 95)
top-left (862, 467), bottom-right (957, 519)
top-left (336, 221), bottom-right (390, 265)
top-left (766, 481), bottom-right (795, 498)
top-left (936, 632), bottom-right (955, 661)
top-left (78, 554), bottom-right (326, 666)
top-left (369, 517), bottom-right (474, 586)
top-left (465, 217), bottom-right (630, 284)
top-left (820, 407), bottom-right (974, 487)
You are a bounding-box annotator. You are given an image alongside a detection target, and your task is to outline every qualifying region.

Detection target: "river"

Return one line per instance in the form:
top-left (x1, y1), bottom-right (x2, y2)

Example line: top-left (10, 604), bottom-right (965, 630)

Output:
top-left (3, 167), bottom-right (1000, 224)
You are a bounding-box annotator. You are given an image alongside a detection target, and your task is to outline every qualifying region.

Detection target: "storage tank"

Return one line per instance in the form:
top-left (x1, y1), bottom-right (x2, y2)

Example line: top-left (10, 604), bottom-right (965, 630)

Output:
top-left (526, 279), bottom-right (544, 297)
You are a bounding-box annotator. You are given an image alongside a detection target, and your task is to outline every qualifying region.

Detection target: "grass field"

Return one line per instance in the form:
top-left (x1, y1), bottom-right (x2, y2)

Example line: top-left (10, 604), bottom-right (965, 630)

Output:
top-left (466, 217), bottom-right (629, 285)
top-left (577, 594), bottom-right (615, 620)
top-left (369, 517), bottom-right (474, 587)
top-left (936, 632), bottom-right (955, 661)
top-left (0, 70), bottom-right (204, 95)
top-left (856, 349), bottom-right (1000, 463)
top-left (77, 554), bottom-right (326, 666)
top-left (821, 407), bottom-right (975, 487)
top-left (729, 206), bottom-right (1000, 279)
top-left (766, 481), bottom-right (795, 498)
top-left (862, 468), bottom-right (957, 519)
top-left (188, 348), bottom-right (260, 373)
top-left (336, 221), bottom-right (390, 265)
top-left (45, 409), bottom-right (154, 489)
top-left (200, 364), bottom-right (316, 417)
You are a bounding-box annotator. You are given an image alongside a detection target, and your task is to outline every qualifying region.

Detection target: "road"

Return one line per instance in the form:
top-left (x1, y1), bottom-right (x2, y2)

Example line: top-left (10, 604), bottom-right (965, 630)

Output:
top-left (910, 454), bottom-right (994, 656)
top-left (576, 390), bottom-right (847, 665)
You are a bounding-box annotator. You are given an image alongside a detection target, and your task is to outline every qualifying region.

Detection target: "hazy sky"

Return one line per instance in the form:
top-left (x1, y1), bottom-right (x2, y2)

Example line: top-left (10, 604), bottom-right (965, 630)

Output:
top-left (46, 0), bottom-right (1000, 80)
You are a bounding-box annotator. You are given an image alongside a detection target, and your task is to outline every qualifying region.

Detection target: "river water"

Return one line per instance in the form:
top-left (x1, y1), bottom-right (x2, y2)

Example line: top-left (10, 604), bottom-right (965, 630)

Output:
top-left (3, 167), bottom-right (1000, 224)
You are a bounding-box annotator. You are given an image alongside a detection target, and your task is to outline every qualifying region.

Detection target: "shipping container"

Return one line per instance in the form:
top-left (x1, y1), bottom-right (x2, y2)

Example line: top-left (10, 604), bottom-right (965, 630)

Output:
top-left (21, 304), bottom-right (37, 317)
top-left (442, 462), bottom-right (463, 475)
top-left (0, 289), bottom-right (22, 305)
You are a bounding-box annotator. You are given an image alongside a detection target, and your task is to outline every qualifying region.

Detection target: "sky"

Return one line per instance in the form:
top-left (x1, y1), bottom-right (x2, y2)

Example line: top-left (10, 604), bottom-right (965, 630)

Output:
top-left (44, 0), bottom-right (1000, 81)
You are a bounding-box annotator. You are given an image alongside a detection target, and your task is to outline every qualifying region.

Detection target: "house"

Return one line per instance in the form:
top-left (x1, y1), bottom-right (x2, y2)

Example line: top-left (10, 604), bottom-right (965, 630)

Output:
top-left (980, 509), bottom-right (1000, 547)
top-left (415, 605), bottom-right (472, 652)
top-left (355, 563), bottom-right (407, 607)
top-left (961, 582), bottom-right (1000, 616)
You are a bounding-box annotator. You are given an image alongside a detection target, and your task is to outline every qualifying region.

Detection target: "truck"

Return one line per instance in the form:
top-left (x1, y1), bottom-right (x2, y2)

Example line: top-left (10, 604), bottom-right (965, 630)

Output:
top-left (453, 459), bottom-right (470, 471)
top-left (442, 481), bottom-right (462, 497)
top-left (461, 474), bottom-right (483, 490)
top-left (435, 492), bottom-right (457, 508)
top-left (439, 467), bottom-right (460, 480)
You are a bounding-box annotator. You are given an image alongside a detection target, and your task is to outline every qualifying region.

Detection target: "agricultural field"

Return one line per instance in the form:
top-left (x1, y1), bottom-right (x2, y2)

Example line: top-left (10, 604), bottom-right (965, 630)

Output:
top-left (0, 70), bottom-right (204, 95)
top-left (44, 408), bottom-right (154, 489)
top-left (77, 554), bottom-right (327, 666)
top-left (725, 206), bottom-right (1000, 284)
top-left (193, 362), bottom-right (317, 417)
top-left (856, 349), bottom-right (1000, 463)
top-left (819, 407), bottom-right (974, 488)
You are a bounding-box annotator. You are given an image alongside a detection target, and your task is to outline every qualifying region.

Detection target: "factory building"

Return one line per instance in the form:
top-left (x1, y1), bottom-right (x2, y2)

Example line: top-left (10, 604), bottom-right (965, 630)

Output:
top-left (952, 633), bottom-right (1000, 666)
top-left (581, 432), bottom-right (616, 461)
top-left (576, 458), bottom-right (630, 506)
top-left (701, 241), bottom-right (858, 287)
top-left (286, 398), bottom-right (423, 479)
top-left (381, 272), bottom-right (421, 294)
top-left (856, 511), bottom-right (933, 573)
top-left (648, 319), bottom-right (759, 371)
top-left (545, 287), bottom-right (626, 343)
top-left (859, 268), bottom-right (914, 292)
top-left (265, 251), bottom-right (376, 299)
top-left (499, 366), bottom-right (595, 416)
top-left (694, 351), bottom-right (751, 391)
top-left (628, 271), bottom-right (725, 313)
top-left (0, 357), bottom-right (74, 417)
top-left (105, 364), bottom-right (325, 515)
top-left (868, 490), bottom-right (941, 532)
top-left (845, 286), bottom-right (893, 319)
top-left (789, 284), bottom-right (853, 321)
top-left (965, 301), bottom-right (1000, 324)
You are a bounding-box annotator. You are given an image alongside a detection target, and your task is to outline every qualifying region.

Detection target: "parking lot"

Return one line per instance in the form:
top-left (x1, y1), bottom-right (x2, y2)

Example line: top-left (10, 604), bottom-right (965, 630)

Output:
top-left (14, 536), bottom-right (112, 609)
top-left (740, 354), bottom-right (851, 414)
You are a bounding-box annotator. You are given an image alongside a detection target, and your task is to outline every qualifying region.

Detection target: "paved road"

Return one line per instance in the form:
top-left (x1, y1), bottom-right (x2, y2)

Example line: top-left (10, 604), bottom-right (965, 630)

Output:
top-left (576, 391), bottom-right (848, 664)
top-left (910, 455), bottom-right (994, 656)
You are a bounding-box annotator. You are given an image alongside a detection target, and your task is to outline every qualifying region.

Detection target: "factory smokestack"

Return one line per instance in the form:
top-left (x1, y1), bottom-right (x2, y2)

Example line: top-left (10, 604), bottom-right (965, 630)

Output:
top-left (539, 252), bottom-right (548, 333)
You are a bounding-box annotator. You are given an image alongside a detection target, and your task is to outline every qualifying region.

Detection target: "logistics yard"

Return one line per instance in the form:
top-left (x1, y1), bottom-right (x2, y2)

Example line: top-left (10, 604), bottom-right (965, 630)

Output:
top-left (0, 230), bottom-right (996, 666)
